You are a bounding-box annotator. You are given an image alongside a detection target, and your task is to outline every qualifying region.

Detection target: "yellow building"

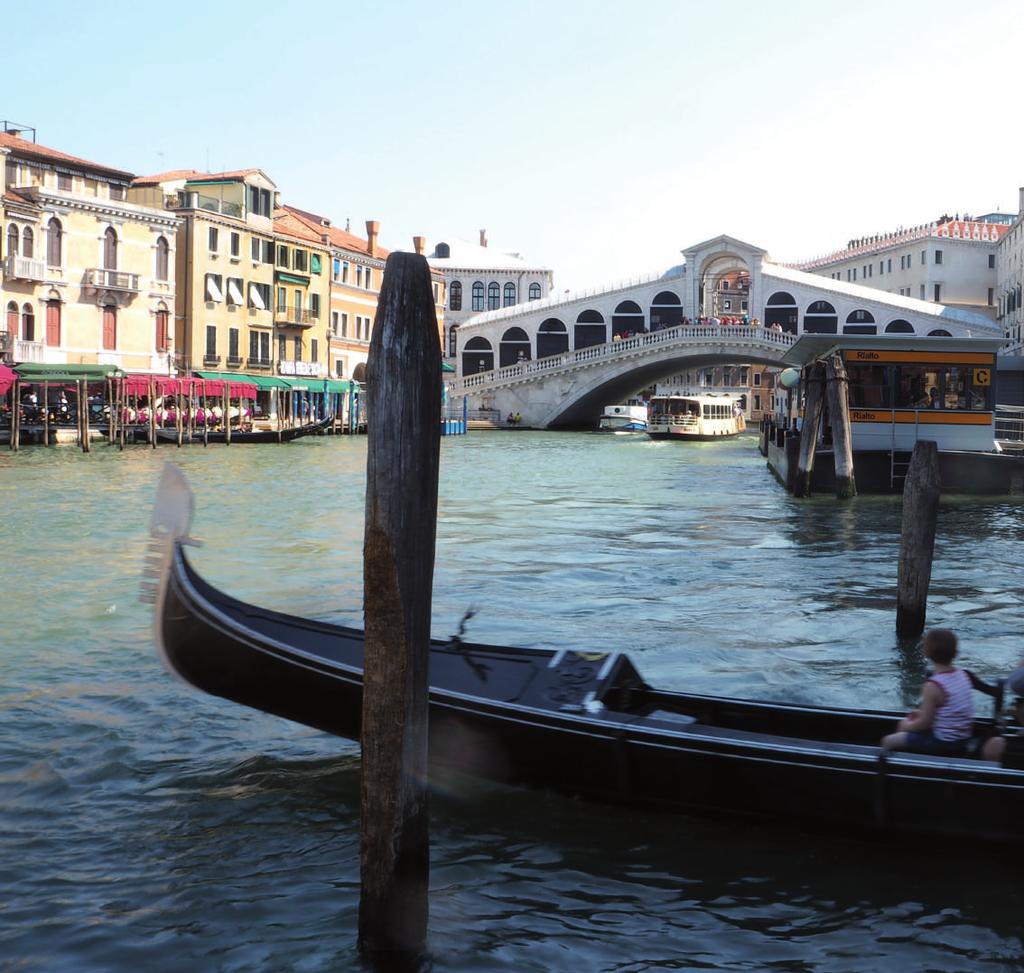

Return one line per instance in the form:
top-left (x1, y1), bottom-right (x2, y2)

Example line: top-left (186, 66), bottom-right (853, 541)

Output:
top-left (129, 168), bottom-right (278, 379)
top-left (1, 127), bottom-right (180, 373)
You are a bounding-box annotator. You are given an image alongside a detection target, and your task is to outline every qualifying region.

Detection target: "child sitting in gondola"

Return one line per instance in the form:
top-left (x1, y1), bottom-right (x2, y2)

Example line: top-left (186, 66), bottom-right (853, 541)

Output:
top-left (882, 629), bottom-right (979, 757)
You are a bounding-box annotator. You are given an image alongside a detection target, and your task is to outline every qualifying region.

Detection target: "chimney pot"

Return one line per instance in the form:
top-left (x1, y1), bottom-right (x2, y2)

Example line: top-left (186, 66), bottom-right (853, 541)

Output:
top-left (413, 235), bottom-right (425, 255)
top-left (479, 228), bottom-right (488, 248)
top-left (366, 219), bottom-right (380, 256)
top-left (7, 129), bottom-right (21, 139)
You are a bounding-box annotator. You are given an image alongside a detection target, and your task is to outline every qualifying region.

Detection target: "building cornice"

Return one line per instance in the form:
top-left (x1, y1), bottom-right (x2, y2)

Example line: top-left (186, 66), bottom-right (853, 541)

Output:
top-left (18, 187), bottom-right (182, 228)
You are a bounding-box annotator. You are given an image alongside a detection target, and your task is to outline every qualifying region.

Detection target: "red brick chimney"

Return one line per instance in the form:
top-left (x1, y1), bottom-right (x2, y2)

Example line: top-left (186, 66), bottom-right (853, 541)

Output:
top-left (413, 235), bottom-right (425, 255)
top-left (366, 220), bottom-right (380, 256)
top-left (479, 228), bottom-right (488, 248)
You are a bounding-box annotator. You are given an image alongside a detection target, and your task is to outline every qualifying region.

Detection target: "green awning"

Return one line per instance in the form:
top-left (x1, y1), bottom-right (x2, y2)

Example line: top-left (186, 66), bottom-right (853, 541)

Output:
top-left (442, 361), bottom-right (455, 373)
top-left (276, 272), bottom-right (310, 285)
top-left (324, 379), bottom-right (349, 393)
top-left (14, 363), bottom-right (126, 383)
top-left (247, 375), bottom-right (291, 390)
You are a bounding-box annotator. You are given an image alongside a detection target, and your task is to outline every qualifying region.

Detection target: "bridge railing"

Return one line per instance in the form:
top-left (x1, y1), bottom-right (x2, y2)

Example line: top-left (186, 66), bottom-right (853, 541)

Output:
top-left (453, 324), bottom-right (797, 393)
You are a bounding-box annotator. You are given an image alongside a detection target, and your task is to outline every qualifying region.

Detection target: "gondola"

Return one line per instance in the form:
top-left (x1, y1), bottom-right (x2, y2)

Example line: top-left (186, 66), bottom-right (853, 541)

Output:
top-left (154, 413), bottom-right (332, 444)
top-left (146, 465), bottom-right (1024, 844)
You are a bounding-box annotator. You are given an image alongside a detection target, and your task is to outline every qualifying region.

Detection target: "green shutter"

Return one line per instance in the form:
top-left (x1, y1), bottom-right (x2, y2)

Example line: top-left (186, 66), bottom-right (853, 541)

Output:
top-left (311, 254), bottom-right (322, 274)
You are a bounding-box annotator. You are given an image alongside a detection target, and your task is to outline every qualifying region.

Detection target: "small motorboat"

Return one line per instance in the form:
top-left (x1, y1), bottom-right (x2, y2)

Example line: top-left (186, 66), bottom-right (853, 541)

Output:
top-left (145, 465), bottom-right (1024, 844)
top-left (598, 402), bottom-right (648, 433)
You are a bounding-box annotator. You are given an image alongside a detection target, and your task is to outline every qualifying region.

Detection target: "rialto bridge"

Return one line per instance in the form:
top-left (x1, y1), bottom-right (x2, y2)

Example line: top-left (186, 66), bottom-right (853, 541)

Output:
top-left (449, 235), bottom-right (1000, 428)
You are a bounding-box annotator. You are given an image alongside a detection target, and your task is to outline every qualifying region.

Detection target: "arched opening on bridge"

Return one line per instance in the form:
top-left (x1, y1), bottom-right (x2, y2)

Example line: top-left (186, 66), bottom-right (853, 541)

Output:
top-left (537, 318), bottom-right (569, 358)
top-left (844, 309), bottom-right (876, 335)
top-left (574, 309), bottom-right (606, 349)
top-left (499, 326), bottom-right (532, 366)
top-left (804, 300), bottom-right (837, 334)
top-left (650, 290), bottom-right (682, 330)
top-left (699, 253), bottom-right (750, 320)
top-left (885, 319), bottom-right (914, 334)
top-left (928, 329), bottom-right (952, 337)
top-left (612, 300), bottom-right (644, 338)
top-left (463, 336), bottom-right (494, 374)
top-left (765, 291), bottom-right (798, 333)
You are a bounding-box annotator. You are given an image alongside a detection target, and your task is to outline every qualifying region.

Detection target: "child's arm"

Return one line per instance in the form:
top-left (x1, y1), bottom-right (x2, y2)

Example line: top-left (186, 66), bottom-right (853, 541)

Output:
top-left (899, 681), bottom-right (943, 732)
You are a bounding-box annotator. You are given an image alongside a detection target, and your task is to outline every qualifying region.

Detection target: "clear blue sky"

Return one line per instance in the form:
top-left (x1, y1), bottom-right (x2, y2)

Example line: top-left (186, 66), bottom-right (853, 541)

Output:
top-left (7, 0), bottom-right (1023, 291)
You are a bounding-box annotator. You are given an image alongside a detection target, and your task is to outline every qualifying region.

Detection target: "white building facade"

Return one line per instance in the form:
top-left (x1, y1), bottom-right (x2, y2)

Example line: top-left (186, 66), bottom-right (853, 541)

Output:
top-left (426, 231), bottom-right (553, 359)
top-left (797, 217), bottom-right (1010, 320)
top-left (997, 189), bottom-right (1024, 353)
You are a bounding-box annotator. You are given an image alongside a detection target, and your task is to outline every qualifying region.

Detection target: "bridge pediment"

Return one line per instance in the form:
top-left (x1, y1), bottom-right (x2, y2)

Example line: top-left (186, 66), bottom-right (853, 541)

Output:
top-left (681, 234), bottom-right (768, 264)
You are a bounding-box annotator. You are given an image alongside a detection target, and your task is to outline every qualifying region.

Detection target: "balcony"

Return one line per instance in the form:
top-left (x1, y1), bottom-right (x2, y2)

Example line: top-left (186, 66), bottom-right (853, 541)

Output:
top-left (226, 355), bottom-right (244, 368)
top-left (172, 191), bottom-right (243, 218)
top-left (203, 354), bottom-right (221, 367)
top-left (246, 357), bottom-right (272, 370)
top-left (275, 306), bottom-right (317, 328)
top-left (85, 268), bottom-right (140, 293)
top-left (4, 254), bottom-right (47, 282)
top-left (15, 339), bottom-right (44, 363)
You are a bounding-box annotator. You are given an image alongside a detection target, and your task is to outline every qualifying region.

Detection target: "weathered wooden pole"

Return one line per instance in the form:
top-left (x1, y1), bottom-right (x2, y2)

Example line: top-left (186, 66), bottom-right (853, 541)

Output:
top-left (359, 251), bottom-right (441, 962)
top-left (896, 440), bottom-right (941, 637)
top-left (223, 384), bottom-right (231, 445)
top-left (825, 353), bottom-right (856, 499)
top-left (11, 378), bottom-right (19, 452)
top-left (82, 380), bottom-right (91, 453)
top-left (794, 361), bottom-right (826, 498)
top-left (42, 381), bottom-right (50, 446)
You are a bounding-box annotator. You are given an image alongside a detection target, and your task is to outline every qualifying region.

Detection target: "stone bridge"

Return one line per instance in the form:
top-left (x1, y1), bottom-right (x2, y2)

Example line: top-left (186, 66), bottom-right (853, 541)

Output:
top-left (450, 324), bottom-right (796, 428)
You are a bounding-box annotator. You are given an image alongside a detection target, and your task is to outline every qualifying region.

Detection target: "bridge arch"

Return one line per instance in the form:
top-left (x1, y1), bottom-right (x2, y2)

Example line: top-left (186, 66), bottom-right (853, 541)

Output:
top-left (650, 290), bottom-right (683, 330)
top-left (928, 328), bottom-right (952, 337)
top-left (844, 309), bottom-right (876, 335)
top-left (612, 300), bottom-right (645, 337)
top-left (537, 318), bottom-right (569, 358)
top-left (499, 326), bottom-right (531, 366)
top-left (698, 251), bottom-right (750, 319)
top-left (804, 300), bottom-right (837, 334)
top-left (463, 336), bottom-right (494, 374)
top-left (574, 309), bottom-right (606, 349)
top-left (765, 291), bottom-right (798, 333)
top-left (885, 319), bottom-right (915, 334)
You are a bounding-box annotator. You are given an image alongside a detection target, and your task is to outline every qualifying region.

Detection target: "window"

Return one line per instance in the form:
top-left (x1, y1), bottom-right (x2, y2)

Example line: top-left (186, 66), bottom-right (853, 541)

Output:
top-left (155, 235), bottom-right (169, 280)
top-left (22, 226), bottom-right (33, 259)
top-left (449, 324), bottom-right (458, 357)
top-left (206, 325), bottom-right (217, 357)
top-left (450, 281), bottom-right (462, 311)
top-left (356, 265), bottom-right (363, 288)
top-left (208, 227), bottom-right (219, 253)
top-left (935, 249), bottom-right (943, 265)
top-left (262, 240), bottom-right (273, 263)
top-left (989, 254), bottom-right (996, 269)
top-left (47, 218), bottom-right (63, 267)
top-left (58, 172), bottom-right (72, 191)
top-left (155, 308), bottom-right (168, 352)
top-left (472, 281), bottom-right (485, 311)
top-left (229, 232), bottom-right (240, 257)
top-left (920, 284), bottom-right (926, 299)
top-left (205, 273), bottom-right (224, 302)
top-left (933, 283), bottom-right (942, 302)
top-left (277, 245), bottom-right (288, 267)
top-left (247, 186), bottom-right (272, 217)
top-left (5, 301), bottom-right (16, 333)
top-left (278, 335), bottom-right (287, 360)
top-left (251, 237), bottom-right (261, 261)
top-left (226, 277), bottom-right (244, 306)
top-left (365, 268), bottom-right (372, 290)
top-left (277, 287), bottom-right (286, 312)
top-left (311, 293), bottom-right (321, 319)
top-left (754, 394), bottom-right (761, 411)
top-left (294, 249), bottom-right (307, 272)
top-left (293, 289), bottom-right (302, 314)
top-left (311, 338), bottom-right (318, 362)
top-left (248, 282), bottom-right (270, 310)
top-left (335, 359), bottom-right (344, 377)
top-left (332, 258), bottom-right (341, 280)
top-left (753, 372), bottom-right (761, 386)
top-left (921, 250), bottom-right (926, 265)
top-left (101, 305), bottom-right (115, 349)
top-left (228, 327), bottom-right (240, 361)
top-left (487, 282), bottom-right (500, 310)
top-left (46, 300), bottom-right (61, 346)
top-left (504, 282), bottom-right (516, 306)
top-left (342, 261), bottom-right (349, 283)
top-left (529, 283), bottom-right (542, 300)
top-left (293, 336), bottom-right (302, 360)
top-left (6, 224), bottom-right (17, 257)
top-left (103, 227), bottom-right (118, 270)
top-left (249, 331), bottom-right (259, 361)
top-left (331, 311), bottom-right (339, 335)
top-left (887, 258), bottom-right (892, 272)
top-left (109, 183), bottom-right (126, 200)
top-left (435, 242), bottom-right (450, 258)
top-left (311, 254), bottom-right (322, 274)
top-left (341, 312), bottom-right (349, 337)
top-left (988, 287), bottom-right (994, 306)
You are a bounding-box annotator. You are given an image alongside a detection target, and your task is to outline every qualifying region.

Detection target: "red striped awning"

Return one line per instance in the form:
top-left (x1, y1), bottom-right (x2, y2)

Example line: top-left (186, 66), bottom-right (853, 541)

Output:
top-left (0, 363), bottom-right (16, 396)
top-left (121, 375), bottom-right (257, 399)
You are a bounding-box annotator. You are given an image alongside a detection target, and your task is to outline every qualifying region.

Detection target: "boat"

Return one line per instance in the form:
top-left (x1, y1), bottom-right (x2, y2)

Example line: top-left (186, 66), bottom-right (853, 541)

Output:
top-left (145, 464), bottom-right (1024, 843)
top-left (646, 393), bottom-right (746, 441)
top-left (154, 413), bottom-right (332, 444)
top-left (598, 401), bottom-right (648, 433)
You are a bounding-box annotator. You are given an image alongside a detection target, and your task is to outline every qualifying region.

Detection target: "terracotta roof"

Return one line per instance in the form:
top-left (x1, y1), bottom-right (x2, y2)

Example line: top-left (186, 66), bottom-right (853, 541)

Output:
top-left (0, 132), bottom-right (133, 180)
top-left (279, 204), bottom-right (389, 260)
top-left (131, 169), bottom-right (202, 186)
top-left (273, 208), bottom-right (330, 247)
top-left (191, 168), bottom-right (262, 182)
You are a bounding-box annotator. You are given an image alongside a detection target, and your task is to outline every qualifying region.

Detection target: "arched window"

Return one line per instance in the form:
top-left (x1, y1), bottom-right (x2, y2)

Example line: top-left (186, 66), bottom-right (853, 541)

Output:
top-left (435, 242), bottom-right (450, 258)
top-left (22, 226), bottom-right (34, 259)
top-left (103, 227), bottom-right (118, 270)
top-left (155, 235), bottom-right (169, 281)
top-left (462, 336), bottom-right (493, 374)
top-left (927, 329), bottom-right (952, 337)
top-left (499, 326), bottom-right (531, 366)
top-left (45, 299), bottom-right (61, 346)
top-left (6, 224), bottom-right (17, 257)
top-left (574, 309), bottom-right (606, 349)
top-left (765, 291), bottom-right (798, 333)
top-left (612, 300), bottom-right (645, 338)
top-left (503, 282), bottom-right (516, 306)
top-left (471, 281), bottom-right (485, 312)
top-left (650, 290), bottom-right (683, 330)
top-left (155, 303), bottom-right (169, 353)
top-left (101, 304), bottom-right (117, 350)
top-left (766, 291), bottom-right (796, 305)
top-left (449, 280), bottom-right (462, 311)
top-left (6, 301), bottom-right (18, 334)
top-left (536, 318), bottom-right (568, 358)
top-left (804, 300), bottom-right (837, 334)
top-left (46, 218), bottom-right (63, 267)
top-left (528, 282), bottom-right (542, 300)
top-left (844, 308), bottom-right (876, 335)
top-left (885, 319), bottom-right (914, 334)
top-left (448, 324), bottom-right (458, 357)
top-left (21, 302), bottom-right (35, 341)
top-left (487, 281), bottom-right (500, 310)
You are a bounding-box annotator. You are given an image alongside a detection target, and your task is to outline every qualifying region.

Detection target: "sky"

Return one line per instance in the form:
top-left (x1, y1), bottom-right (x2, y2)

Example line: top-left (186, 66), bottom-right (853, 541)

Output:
top-left (7, 0), bottom-right (1024, 292)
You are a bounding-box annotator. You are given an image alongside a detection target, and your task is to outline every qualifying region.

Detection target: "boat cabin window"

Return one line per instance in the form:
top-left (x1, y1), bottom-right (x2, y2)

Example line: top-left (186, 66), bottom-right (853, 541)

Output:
top-left (894, 364), bottom-right (992, 411)
top-left (848, 364), bottom-right (890, 408)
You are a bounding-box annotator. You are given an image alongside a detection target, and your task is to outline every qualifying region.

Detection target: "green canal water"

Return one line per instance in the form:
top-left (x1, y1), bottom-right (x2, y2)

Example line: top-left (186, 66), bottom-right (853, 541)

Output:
top-left (2, 431), bottom-right (1023, 971)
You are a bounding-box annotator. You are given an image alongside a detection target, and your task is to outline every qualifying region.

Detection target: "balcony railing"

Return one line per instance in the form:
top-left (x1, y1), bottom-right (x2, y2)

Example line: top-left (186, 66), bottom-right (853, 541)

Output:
top-left (173, 192), bottom-right (243, 218)
top-left (85, 268), bottom-right (140, 292)
top-left (0, 330), bottom-right (12, 363)
top-left (4, 254), bottom-right (47, 282)
top-left (226, 355), bottom-right (243, 368)
top-left (275, 306), bottom-right (317, 327)
top-left (203, 354), bottom-right (221, 367)
top-left (15, 339), bottom-right (44, 363)
top-left (246, 357), bottom-right (272, 370)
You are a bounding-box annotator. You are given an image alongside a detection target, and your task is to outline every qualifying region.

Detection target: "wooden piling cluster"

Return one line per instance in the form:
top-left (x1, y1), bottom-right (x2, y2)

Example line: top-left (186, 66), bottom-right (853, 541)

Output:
top-left (359, 252), bottom-right (441, 962)
top-left (793, 356), bottom-right (856, 499)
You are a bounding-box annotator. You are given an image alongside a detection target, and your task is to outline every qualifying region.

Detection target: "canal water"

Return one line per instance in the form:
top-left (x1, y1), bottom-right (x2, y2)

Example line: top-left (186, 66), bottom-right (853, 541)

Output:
top-left (2, 431), bottom-right (1023, 971)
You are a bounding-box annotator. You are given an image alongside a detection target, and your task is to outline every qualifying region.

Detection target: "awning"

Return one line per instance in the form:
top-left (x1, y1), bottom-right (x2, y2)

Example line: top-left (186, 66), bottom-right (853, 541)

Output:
top-left (247, 374), bottom-right (291, 390)
top-left (122, 374), bottom-right (181, 396)
top-left (276, 272), bottom-right (310, 286)
top-left (248, 283), bottom-right (266, 310)
top-left (205, 275), bottom-right (223, 302)
top-left (14, 363), bottom-right (126, 384)
top-left (0, 363), bottom-right (16, 396)
top-left (227, 279), bottom-right (244, 305)
top-left (193, 371), bottom-right (258, 398)
top-left (323, 379), bottom-right (349, 394)
top-left (442, 361), bottom-right (455, 373)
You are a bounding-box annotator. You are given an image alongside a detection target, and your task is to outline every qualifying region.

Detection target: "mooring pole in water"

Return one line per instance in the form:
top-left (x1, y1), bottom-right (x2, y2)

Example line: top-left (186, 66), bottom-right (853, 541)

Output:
top-left (825, 353), bottom-right (856, 499)
top-left (359, 251), bottom-right (441, 963)
top-left (794, 361), bottom-right (826, 498)
top-left (896, 440), bottom-right (940, 637)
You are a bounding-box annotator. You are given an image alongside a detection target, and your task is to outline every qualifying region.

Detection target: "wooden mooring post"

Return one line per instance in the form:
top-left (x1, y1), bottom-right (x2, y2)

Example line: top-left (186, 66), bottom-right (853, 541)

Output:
top-left (896, 440), bottom-right (940, 637)
top-left (825, 353), bottom-right (856, 498)
top-left (359, 251), bottom-right (441, 963)
top-left (794, 362), bottom-right (826, 497)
